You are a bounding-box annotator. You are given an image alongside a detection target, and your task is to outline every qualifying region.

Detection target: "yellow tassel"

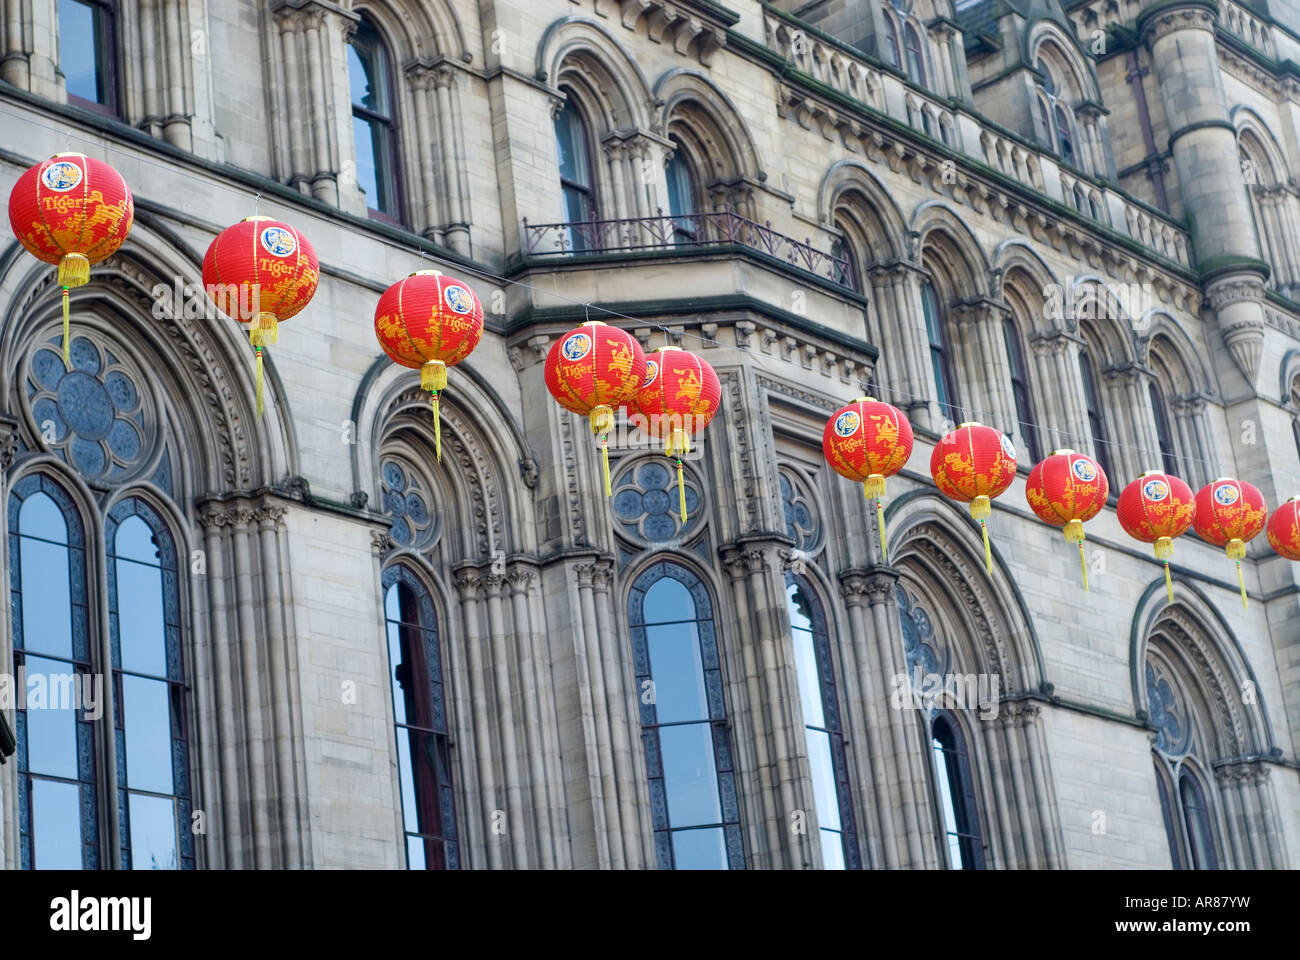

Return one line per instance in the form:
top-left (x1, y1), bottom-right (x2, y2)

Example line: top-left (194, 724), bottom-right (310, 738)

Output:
top-left (1063, 519), bottom-right (1085, 544)
top-left (864, 474), bottom-right (886, 499)
top-left (969, 494), bottom-right (991, 521)
top-left (432, 393), bottom-right (442, 462)
top-left (1164, 562), bottom-right (1174, 605)
top-left (422, 359), bottom-right (447, 393)
top-left (876, 499), bottom-right (888, 564)
top-left (601, 436), bottom-right (611, 497)
top-left (255, 348), bottom-right (264, 418)
top-left (677, 458), bottom-right (687, 523)
top-left (1078, 540), bottom-right (1089, 593)
top-left (1153, 536), bottom-right (1174, 560)
top-left (980, 519), bottom-right (992, 574)
top-left (250, 312), bottom-right (278, 347)
top-left (588, 404), bottom-right (614, 437)
top-left (57, 252), bottom-right (89, 288)
top-left (61, 287), bottom-right (71, 367)
top-left (1237, 560), bottom-right (1247, 609)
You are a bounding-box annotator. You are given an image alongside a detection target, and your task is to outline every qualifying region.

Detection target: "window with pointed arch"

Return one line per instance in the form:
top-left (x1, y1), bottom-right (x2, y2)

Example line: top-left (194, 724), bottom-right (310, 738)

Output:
top-left (1146, 658), bottom-right (1222, 869)
top-left (628, 561), bottom-right (744, 869)
top-left (897, 587), bottom-right (986, 868)
top-left (382, 564), bottom-right (459, 869)
top-left (1078, 347), bottom-right (1112, 484)
top-left (882, 1), bottom-right (928, 88)
top-left (922, 280), bottom-right (960, 425)
top-left (1003, 315), bottom-right (1041, 463)
top-left (1035, 58), bottom-right (1079, 169)
top-left (554, 95), bottom-right (597, 252)
top-left (1148, 380), bottom-right (1180, 477)
top-left (347, 16), bottom-right (402, 222)
top-left (785, 573), bottom-right (861, 869)
top-left (9, 476), bottom-right (195, 870)
top-left (665, 140), bottom-right (701, 244)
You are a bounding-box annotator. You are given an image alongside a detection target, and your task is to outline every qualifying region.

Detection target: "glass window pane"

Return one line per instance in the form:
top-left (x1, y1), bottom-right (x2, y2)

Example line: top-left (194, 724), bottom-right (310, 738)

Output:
top-left (59, 0), bottom-right (107, 105)
top-left (20, 492), bottom-right (68, 543)
top-left (667, 152), bottom-right (696, 218)
top-left (554, 104), bottom-right (590, 187)
top-left (820, 829), bottom-right (846, 870)
top-left (20, 535), bottom-right (73, 660)
top-left (394, 729), bottom-right (420, 834)
top-left (643, 577), bottom-right (694, 625)
top-left (646, 623), bottom-right (708, 723)
top-left (348, 25), bottom-right (388, 114)
top-left (670, 827), bottom-right (728, 870)
top-left (385, 619), bottom-right (411, 727)
top-left (933, 736), bottom-right (963, 866)
top-left (352, 115), bottom-right (381, 209)
top-left (116, 552), bottom-right (167, 679)
top-left (32, 778), bottom-right (82, 869)
top-left (122, 675), bottom-right (175, 795)
top-left (129, 792), bottom-right (178, 869)
top-left (23, 655), bottom-right (80, 779)
top-left (659, 722), bottom-right (722, 828)
top-left (806, 728), bottom-right (840, 832)
top-left (406, 834), bottom-right (427, 870)
top-left (115, 515), bottom-right (158, 565)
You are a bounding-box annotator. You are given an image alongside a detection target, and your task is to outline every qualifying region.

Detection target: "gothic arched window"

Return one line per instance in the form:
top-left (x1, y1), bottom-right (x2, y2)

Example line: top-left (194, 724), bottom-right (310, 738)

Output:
top-left (382, 564), bottom-right (459, 869)
top-left (1078, 349), bottom-right (1111, 483)
top-left (107, 497), bottom-right (193, 870)
top-left (554, 96), bottom-right (597, 251)
top-left (666, 142), bottom-right (700, 243)
top-left (629, 562), bottom-right (744, 869)
top-left (1149, 380), bottom-right (1180, 477)
top-left (785, 574), bottom-right (860, 869)
top-left (903, 24), bottom-right (926, 86)
top-left (9, 475), bottom-right (99, 869)
top-left (59, 0), bottom-right (117, 115)
top-left (922, 280), bottom-right (959, 424)
top-left (1003, 316), bottom-right (1041, 463)
top-left (931, 712), bottom-right (983, 869)
top-left (1179, 769), bottom-right (1218, 870)
top-left (347, 17), bottom-right (402, 221)
top-left (882, 13), bottom-right (901, 69)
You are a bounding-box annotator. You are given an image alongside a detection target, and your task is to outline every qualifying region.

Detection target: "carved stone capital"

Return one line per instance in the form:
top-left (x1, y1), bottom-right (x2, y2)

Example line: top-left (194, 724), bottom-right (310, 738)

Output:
top-left (1205, 276), bottom-right (1266, 311)
top-left (838, 566), bottom-right (898, 607)
top-left (0, 415), bottom-right (20, 470)
top-left (371, 529), bottom-right (395, 557)
top-left (720, 547), bottom-right (765, 579)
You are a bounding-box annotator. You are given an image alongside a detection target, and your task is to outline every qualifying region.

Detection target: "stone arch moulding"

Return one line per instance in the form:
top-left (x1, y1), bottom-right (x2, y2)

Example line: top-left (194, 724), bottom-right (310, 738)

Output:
top-left (885, 490), bottom-right (1048, 697)
top-left (0, 215), bottom-right (296, 496)
top-left (352, 0), bottom-right (471, 64)
top-left (1230, 105), bottom-right (1292, 185)
top-left (1139, 313), bottom-right (1214, 400)
top-left (1067, 273), bottom-right (1140, 364)
top-left (1128, 577), bottom-right (1278, 759)
top-left (653, 69), bottom-right (763, 186)
top-left (818, 159), bottom-right (908, 261)
top-left (351, 353), bottom-right (541, 562)
top-left (912, 201), bottom-right (992, 299)
top-left (1278, 348), bottom-right (1300, 405)
top-left (1024, 18), bottom-right (1102, 102)
top-left (995, 239), bottom-right (1063, 336)
top-left (536, 17), bottom-right (655, 132)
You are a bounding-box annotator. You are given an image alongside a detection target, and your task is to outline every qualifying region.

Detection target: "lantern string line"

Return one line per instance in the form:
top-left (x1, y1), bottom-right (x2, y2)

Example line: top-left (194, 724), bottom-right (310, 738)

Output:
top-left (10, 110), bottom-right (1300, 496)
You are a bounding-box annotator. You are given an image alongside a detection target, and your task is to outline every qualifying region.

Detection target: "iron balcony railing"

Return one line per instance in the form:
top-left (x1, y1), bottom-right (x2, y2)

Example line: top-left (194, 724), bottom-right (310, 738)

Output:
top-left (522, 209), bottom-right (858, 292)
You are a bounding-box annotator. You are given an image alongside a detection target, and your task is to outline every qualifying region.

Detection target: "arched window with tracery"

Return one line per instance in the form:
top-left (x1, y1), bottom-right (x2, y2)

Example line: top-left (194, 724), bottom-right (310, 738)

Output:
top-left (785, 573), bottom-right (860, 869)
top-left (382, 563), bottom-right (459, 869)
top-left (347, 17), bottom-right (402, 222)
top-left (554, 96), bottom-right (597, 251)
top-left (628, 562), bottom-right (744, 869)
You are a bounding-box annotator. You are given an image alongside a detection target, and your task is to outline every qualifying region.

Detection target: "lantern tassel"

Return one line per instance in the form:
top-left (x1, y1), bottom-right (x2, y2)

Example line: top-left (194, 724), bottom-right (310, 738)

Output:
top-left (601, 435), bottom-right (611, 497)
top-left (61, 287), bottom-right (71, 367)
top-left (1237, 560), bottom-right (1247, 609)
top-left (876, 499), bottom-right (888, 564)
top-left (970, 495), bottom-right (993, 574)
top-left (1164, 561), bottom-right (1174, 605)
top-left (676, 458), bottom-right (687, 523)
top-left (432, 393), bottom-right (442, 462)
top-left (255, 347), bottom-right (264, 417)
top-left (1078, 541), bottom-right (1089, 593)
top-left (980, 520), bottom-right (992, 574)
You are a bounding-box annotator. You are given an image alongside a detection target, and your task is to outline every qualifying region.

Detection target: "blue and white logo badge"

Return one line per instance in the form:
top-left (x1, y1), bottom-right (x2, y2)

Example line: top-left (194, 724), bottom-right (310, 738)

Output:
top-left (1214, 484), bottom-right (1239, 506)
top-left (562, 332), bottom-right (592, 362)
top-left (1072, 458), bottom-right (1097, 482)
top-left (1000, 433), bottom-right (1016, 461)
top-left (1143, 478), bottom-right (1169, 502)
top-left (444, 284), bottom-right (473, 315)
top-left (260, 226), bottom-right (296, 257)
top-left (835, 410), bottom-right (861, 437)
top-left (642, 359), bottom-right (659, 388)
top-left (42, 161), bottom-right (82, 192)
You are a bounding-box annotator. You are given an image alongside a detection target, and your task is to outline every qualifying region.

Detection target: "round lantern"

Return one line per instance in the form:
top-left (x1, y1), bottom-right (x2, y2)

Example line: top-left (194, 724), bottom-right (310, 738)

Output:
top-left (8, 153), bottom-right (134, 364)
top-left (1267, 496), bottom-right (1300, 561)
top-left (544, 321), bottom-right (647, 497)
top-left (1193, 478), bottom-right (1266, 608)
top-left (1025, 450), bottom-right (1108, 591)
top-left (625, 345), bottom-right (721, 522)
top-left (1117, 470), bottom-right (1195, 605)
top-left (822, 397), bottom-right (913, 562)
top-left (930, 422), bottom-right (1017, 574)
top-left (202, 216), bottom-right (319, 416)
top-left (374, 271), bottom-right (484, 462)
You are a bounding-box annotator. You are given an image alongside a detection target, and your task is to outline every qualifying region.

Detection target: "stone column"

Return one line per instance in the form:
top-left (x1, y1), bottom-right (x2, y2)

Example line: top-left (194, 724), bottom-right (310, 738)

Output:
top-left (506, 567), bottom-right (557, 869)
top-left (951, 299), bottom-right (1016, 438)
top-left (433, 67), bottom-right (472, 255)
top-left (0, 0), bottom-right (61, 99)
top-left (892, 264), bottom-right (943, 431)
top-left (452, 570), bottom-right (502, 868)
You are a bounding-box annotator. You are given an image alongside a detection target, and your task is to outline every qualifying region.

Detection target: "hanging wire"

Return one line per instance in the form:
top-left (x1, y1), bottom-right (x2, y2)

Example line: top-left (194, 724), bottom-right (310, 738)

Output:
top-left (10, 107), bottom-right (1300, 494)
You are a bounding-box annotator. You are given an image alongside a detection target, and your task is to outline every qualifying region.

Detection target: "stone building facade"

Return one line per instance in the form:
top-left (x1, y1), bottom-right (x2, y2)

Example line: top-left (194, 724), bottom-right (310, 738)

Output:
top-left (0, 0), bottom-right (1298, 869)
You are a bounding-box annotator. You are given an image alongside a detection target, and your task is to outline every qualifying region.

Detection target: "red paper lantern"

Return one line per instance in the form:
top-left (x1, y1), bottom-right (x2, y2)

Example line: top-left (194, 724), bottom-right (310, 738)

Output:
top-left (1117, 470), bottom-right (1195, 605)
top-left (1025, 449), bottom-right (1108, 591)
top-left (1267, 496), bottom-right (1300, 561)
top-left (625, 345), bottom-right (720, 522)
top-left (8, 153), bottom-right (134, 363)
top-left (374, 271), bottom-right (484, 462)
top-left (930, 421), bottom-right (1017, 573)
top-left (544, 321), bottom-right (647, 497)
top-left (202, 216), bottom-right (319, 416)
top-left (1193, 478), bottom-right (1266, 608)
top-left (822, 397), bottom-right (913, 562)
